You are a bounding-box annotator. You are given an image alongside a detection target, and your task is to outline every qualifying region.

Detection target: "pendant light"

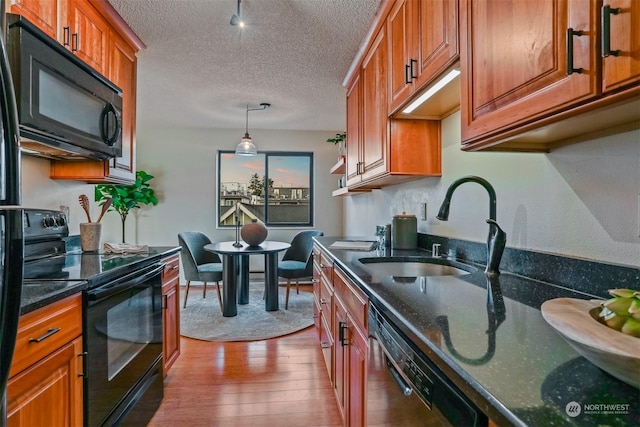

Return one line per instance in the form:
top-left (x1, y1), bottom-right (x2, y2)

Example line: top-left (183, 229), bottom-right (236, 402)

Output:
top-left (230, 0), bottom-right (245, 28)
top-left (235, 103), bottom-right (270, 156)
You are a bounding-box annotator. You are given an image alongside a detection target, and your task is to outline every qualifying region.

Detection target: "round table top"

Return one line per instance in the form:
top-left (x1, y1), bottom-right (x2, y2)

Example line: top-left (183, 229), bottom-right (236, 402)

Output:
top-left (204, 240), bottom-right (291, 255)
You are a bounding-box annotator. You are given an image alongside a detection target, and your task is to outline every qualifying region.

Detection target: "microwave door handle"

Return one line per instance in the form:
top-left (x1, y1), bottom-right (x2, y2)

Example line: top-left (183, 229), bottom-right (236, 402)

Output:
top-left (100, 102), bottom-right (121, 146)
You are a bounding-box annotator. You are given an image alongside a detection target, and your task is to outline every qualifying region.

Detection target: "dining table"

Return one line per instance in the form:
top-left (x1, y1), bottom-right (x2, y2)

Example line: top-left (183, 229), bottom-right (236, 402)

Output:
top-left (204, 240), bottom-right (291, 317)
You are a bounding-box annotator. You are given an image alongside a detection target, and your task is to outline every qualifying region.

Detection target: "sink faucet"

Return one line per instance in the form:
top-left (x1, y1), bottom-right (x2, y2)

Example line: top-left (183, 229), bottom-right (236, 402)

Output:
top-left (436, 176), bottom-right (506, 276)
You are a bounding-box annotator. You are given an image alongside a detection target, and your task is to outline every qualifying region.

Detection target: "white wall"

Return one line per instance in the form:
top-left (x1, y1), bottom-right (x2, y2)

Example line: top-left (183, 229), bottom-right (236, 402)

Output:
top-left (344, 111), bottom-right (640, 267)
top-left (21, 127), bottom-right (344, 262)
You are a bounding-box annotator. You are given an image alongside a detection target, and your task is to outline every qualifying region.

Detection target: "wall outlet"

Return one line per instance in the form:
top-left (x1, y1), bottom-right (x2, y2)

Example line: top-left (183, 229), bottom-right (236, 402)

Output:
top-left (420, 202), bottom-right (427, 220)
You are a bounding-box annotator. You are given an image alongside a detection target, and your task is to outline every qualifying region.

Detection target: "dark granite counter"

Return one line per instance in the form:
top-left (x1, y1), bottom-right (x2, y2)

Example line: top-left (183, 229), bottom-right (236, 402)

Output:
top-left (21, 246), bottom-right (181, 314)
top-left (314, 237), bottom-right (639, 427)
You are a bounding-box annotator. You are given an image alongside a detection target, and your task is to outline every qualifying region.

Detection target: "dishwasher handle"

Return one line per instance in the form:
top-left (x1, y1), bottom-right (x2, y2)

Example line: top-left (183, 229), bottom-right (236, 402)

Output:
top-left (386, 356), bottom-right (413, 396)
top-left (87, 263), bottom-right (164, 302)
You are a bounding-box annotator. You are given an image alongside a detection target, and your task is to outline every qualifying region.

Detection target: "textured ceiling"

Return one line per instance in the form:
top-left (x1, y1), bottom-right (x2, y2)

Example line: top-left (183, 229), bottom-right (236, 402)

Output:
top-left (107, 0), bottom-right (382, 132)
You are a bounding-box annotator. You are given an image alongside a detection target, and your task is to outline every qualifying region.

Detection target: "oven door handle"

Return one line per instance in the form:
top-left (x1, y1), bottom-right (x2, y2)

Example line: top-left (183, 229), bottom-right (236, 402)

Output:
top-left (87, 263), bottom-right (164, 302)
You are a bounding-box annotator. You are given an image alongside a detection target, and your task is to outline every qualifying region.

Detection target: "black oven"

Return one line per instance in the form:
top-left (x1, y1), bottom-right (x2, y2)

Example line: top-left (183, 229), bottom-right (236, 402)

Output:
top-left (84, 262), bottom-right (164, 427)
top-left (367, 304), bottom-right (487, 426)
top-left (6, 13), bottom-right (122, 161)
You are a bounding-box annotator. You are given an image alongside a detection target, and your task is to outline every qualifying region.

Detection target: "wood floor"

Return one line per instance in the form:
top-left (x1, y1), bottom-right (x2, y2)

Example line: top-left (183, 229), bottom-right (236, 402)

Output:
top-left (148, 289), bottom-right (342, 427)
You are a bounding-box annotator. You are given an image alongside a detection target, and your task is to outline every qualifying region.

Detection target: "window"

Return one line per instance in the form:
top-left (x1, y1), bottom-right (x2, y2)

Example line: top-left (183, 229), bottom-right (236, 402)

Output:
top-left (217, 151), bottom-right (314, 227)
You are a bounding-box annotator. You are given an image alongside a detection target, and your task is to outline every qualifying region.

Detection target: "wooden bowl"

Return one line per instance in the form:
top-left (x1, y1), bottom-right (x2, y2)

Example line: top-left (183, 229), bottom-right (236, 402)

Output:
top-left (541, 298), bottom-right (640, 389)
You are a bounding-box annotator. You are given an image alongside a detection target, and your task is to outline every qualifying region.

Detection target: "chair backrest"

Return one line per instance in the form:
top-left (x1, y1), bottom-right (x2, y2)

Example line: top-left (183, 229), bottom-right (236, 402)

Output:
top-left (178, 232), bottom-right (221, 281)
top-left (282, 230), bottom-right (324, 275)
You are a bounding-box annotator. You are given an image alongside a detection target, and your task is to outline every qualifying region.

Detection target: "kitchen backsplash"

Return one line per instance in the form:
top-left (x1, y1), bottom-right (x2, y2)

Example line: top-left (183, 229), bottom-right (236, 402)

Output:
top-left (420, 233), bottom-right (639, 299)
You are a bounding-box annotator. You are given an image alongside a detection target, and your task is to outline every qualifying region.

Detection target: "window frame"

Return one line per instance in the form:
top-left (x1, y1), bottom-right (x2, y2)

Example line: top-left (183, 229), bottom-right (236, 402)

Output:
top-left (217, 150), bottom-right (314, 228)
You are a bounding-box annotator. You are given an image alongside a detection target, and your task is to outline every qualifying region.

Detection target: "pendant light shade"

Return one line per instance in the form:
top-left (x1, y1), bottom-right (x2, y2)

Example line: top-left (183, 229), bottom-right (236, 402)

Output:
top-left (235, 133), bottom-right (257, 156)
top-left (235, 103), bottom-right (270, 156)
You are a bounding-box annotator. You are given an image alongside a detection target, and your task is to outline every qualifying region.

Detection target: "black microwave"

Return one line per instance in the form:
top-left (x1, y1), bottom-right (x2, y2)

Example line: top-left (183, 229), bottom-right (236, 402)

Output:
top-left (5, 14), bottom-right (122, 161)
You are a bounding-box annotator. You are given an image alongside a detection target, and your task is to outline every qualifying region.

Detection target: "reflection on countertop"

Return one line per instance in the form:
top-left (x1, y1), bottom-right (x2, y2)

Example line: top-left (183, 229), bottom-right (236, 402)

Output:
top-left (314, 237), bottom-right (639, 427)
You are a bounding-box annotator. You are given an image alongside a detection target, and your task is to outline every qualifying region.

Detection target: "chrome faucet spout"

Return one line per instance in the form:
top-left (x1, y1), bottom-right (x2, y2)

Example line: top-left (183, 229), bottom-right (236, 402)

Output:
top-left (436, 176), bottom-right (506, 275)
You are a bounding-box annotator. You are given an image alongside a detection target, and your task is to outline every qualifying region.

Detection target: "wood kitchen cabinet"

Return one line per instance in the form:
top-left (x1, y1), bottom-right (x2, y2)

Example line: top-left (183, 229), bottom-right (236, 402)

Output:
top-left (50, 27), bottom-right (138, 183)
top-left (388, 0), bottom-right (459, 115)
top-left (8, 0), bottom-right (63, 39)
top-left (65, 0), bottom-right (109, 75)
top-left (344, 21), bottom-right (441, 191)
top-left (333, 266), bottom-right (368, 427)
top-left (313, 244), bottom-right (368, 427)
top-left (7, 294), bottom-right (84, 427)
top-left (10, 0), bottom-right (143, 183)
top-left (602, 0), bottom-right (640, 93)
top-left (162, 254), bottom-right (181, 376)
top-left (312, 245), bottom-right (334, 379)
top-left (460, 0), bottom-right (640, 151)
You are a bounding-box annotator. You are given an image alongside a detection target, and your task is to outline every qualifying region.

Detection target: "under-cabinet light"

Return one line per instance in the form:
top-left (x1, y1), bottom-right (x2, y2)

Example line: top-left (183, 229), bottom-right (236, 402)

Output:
top-left (402, 69), bottom-right (461, 114)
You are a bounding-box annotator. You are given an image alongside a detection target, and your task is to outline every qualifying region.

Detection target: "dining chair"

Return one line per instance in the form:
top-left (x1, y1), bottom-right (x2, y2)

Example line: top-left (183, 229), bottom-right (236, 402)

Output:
top-left (178, 232), bottom-right (223, 311)
top-left (278, 230), bottom-right (323, 309)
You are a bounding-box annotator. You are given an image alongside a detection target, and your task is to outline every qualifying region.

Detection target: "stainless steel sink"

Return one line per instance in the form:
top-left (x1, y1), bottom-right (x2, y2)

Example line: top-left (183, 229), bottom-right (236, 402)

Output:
top-left (357, 257), bottom-right (475, 277)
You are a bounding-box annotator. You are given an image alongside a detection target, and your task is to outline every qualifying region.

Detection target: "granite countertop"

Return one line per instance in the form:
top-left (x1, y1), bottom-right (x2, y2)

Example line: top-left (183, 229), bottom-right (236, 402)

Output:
top-left (314, 237), bottom-right (639, 427)
top-left (21, 246), bottom-right (181, 314)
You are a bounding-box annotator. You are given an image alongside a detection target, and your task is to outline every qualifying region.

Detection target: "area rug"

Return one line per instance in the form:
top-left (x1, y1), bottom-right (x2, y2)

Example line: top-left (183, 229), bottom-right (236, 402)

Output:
top-left (180, 284), bottom-right (314, 342)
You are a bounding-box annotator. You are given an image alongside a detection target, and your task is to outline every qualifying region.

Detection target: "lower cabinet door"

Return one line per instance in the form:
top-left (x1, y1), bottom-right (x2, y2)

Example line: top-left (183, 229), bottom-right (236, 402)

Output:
top-left (7, 337), bottom-right (84, 427)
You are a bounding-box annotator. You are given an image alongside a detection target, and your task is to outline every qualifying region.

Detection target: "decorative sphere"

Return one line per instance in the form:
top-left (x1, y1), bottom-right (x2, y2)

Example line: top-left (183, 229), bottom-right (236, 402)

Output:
top-left (241, 219), bottom-right (268, 246)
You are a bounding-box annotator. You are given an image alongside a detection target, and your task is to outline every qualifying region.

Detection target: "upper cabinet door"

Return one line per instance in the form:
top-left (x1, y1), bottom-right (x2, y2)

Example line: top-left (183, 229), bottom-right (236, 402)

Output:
top-left (413, 0), bottom-right (459, 89)
top-left (361, 26), bottom-right (388, 182)
top-left (388, 0), bottom-right (414, 111)
top-left (460, 0), bottom-right (599, 145)
top-left (67, 0), bottom-right (110, 75)
top-left (9, 0), bottom-right (63, 40)
top-left (388, 0), bottom-right (459, 114)
top-left (602, 0), bottom-right (640, 93)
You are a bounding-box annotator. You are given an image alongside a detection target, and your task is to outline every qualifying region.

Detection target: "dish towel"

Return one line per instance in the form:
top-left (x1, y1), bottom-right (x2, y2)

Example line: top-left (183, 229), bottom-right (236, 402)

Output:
top-left (103, 242), bottom-right (149, 254)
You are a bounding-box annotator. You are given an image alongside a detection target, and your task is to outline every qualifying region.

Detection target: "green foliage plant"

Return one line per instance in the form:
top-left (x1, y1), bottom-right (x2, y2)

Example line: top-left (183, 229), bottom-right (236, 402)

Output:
top-left (94, 170), bottom-right (158, 243)
top-left (326, 132), bottom-right (346, 145)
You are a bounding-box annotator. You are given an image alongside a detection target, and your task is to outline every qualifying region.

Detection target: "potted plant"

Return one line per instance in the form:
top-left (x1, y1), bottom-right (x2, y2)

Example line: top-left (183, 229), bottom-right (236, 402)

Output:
top-left (95, 170), bottom-right (158, 243)
top-left (326, 132), bottom-right (346, 158)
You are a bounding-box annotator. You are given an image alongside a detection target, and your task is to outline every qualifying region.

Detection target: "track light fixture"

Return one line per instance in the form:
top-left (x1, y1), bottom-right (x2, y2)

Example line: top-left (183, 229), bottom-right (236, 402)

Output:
top-left (235, 103), bottom-right (271, 156)
top-left (230, 0), bottom-right (245, 28)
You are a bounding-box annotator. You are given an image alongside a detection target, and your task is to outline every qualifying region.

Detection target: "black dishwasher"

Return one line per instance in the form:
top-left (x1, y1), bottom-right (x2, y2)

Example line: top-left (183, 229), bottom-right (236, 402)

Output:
top-left (367, 304), bottom-right (487, 426)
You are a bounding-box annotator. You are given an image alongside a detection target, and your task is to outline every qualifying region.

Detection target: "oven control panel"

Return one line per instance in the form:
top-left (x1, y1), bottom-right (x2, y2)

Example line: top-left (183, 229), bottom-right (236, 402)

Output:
top-left (24, 209), bottom-right (69, 240)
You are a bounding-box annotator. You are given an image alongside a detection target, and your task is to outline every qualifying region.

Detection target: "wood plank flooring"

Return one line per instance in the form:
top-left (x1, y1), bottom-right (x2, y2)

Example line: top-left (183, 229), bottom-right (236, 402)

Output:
top-left (148, 289), bottom-right (342, 427)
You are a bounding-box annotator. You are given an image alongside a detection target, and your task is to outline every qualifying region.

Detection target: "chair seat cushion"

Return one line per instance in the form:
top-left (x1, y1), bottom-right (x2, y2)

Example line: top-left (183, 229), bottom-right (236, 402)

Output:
top-left (278, 260), bottom-right (309, 279)
top-left (196, 263), bottom-right (223, 281)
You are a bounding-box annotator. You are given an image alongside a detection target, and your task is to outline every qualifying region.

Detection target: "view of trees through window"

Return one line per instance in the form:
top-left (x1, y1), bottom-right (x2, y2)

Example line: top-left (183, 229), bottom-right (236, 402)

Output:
top-left (217, 151), bottom-right (314, 227)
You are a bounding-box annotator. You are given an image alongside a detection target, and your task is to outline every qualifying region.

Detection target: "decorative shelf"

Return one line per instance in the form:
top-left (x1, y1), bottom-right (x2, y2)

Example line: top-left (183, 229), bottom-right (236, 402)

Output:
top-left (329, 157), bottom-right (346, 175)
top-left (332, 187), bottom-right (371, 197)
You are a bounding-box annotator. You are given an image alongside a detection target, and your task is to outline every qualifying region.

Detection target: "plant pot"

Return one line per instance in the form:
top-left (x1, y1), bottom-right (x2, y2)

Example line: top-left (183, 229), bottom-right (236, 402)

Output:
top-left (241, 219), bottom-right (268, 246)
top-left (337, 140), bottom-right (346, 158)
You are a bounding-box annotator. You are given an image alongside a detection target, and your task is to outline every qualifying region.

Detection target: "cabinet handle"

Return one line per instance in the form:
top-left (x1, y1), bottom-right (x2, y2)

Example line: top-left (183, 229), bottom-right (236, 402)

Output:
top-left (63, 27), bottom-right (71, 46)
top-left (77, 352), bottom-right (88, 378)
top-left (405, 64), bottom-right (412, 84)
top-left (29, 327), bottom-right (60, 343)
top-left (162, 294), bottom-right (168, 309)
top-left (321, 342), bottom-right (331, 349)
top-left (338, 321), bottom-right (348, 346)
top-left (409, 59), bottom-right (417, 79)
top-left (72, 33), bottom-right (80, 52)
top-left (601, 5), bottom-right (620, 57)
top-left (566, 28), bottom-right (584, 75)
top-left (320, 298), bottom-right (328, 305)
top-left (311, 278), bottom-right (319, 284)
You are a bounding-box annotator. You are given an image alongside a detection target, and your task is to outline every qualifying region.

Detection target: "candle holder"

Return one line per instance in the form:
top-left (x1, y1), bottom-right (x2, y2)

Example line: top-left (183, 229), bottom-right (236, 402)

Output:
top-left (233, 219), bottom-right (243, 247)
